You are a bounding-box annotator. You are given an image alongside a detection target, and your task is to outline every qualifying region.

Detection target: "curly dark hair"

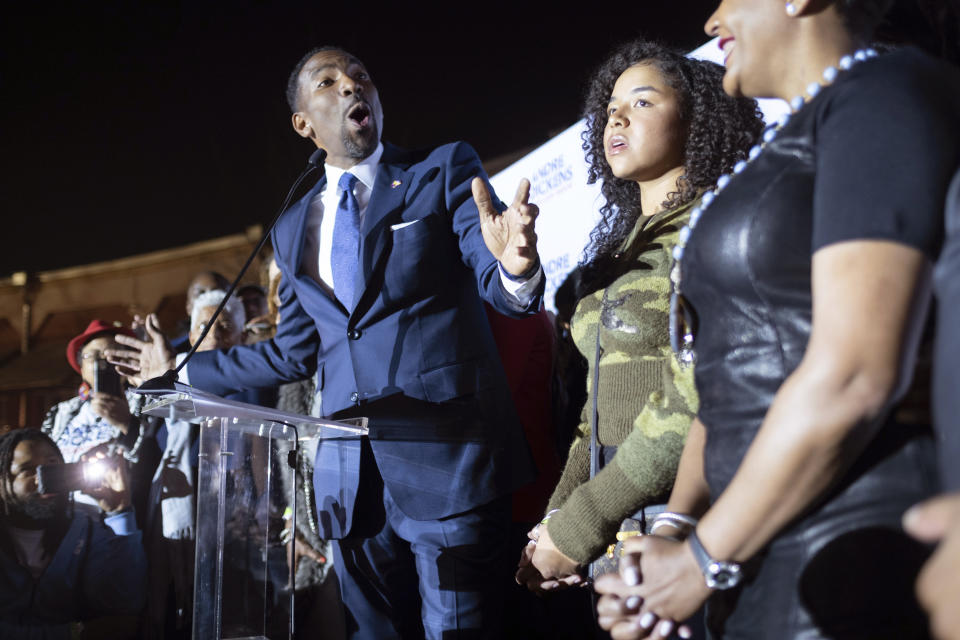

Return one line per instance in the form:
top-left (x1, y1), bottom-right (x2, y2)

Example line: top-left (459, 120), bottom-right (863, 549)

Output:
top-left (579, 40), bottom-right (764, 286)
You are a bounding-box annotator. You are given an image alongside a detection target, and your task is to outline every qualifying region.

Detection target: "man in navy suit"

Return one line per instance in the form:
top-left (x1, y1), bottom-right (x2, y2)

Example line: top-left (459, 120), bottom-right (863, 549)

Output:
top-left (113, 46), bottom-right (544, 639)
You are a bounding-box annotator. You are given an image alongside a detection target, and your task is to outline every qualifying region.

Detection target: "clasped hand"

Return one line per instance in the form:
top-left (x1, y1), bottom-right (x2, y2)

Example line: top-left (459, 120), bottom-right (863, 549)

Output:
top-left (516, 522), bottom-right (586, 593)
top-left (595, 535), bottom-right (708, 640)
top-left (472, 177), bottom-right (539, 278)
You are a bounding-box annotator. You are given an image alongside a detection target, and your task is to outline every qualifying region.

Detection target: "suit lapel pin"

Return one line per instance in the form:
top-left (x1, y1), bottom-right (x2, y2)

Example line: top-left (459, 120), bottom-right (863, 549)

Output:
top-left (391, 179), bottom-right (402, 189)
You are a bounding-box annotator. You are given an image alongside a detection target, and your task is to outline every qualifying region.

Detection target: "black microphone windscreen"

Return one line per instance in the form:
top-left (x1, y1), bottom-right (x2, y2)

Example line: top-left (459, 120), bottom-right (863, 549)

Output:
top-left (308, 148), bottom-right (327, 167)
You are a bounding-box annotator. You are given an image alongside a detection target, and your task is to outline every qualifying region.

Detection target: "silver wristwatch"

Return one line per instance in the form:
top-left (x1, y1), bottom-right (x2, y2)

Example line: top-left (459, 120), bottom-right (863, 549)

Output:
top-left (688, 529), bottom-right (742, 590)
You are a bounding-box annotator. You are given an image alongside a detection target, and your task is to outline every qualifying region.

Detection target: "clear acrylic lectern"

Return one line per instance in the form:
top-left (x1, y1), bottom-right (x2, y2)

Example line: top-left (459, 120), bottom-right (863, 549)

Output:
top-left (140, 381), bottom-right (367, 640)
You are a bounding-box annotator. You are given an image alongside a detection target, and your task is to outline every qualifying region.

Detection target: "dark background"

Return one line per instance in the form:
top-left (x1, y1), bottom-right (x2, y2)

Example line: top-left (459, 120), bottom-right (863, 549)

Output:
top-left (2, 0), bottom-right (950, 277)
top-left (1, 1), bottom-right (719, 276)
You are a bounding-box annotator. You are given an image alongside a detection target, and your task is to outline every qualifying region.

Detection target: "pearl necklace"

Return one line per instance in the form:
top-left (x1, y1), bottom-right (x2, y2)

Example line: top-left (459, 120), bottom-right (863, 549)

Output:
top-left (669, 48), bottom-right (879, 365)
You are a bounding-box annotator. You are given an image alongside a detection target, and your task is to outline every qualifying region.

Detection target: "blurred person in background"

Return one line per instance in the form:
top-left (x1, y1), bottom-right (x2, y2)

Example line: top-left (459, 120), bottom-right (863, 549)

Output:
top-left (169, 270), bottom-right (230, 352)
top-left (237, 283), bottom-right (269, 341)
top-left (42, 320), bottom-right (156, 521)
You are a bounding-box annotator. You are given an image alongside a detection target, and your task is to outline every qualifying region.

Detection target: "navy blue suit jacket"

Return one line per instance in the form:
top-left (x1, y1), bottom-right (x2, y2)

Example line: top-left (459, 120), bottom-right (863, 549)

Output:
top-left (187, 141), bottom-right (542, 537)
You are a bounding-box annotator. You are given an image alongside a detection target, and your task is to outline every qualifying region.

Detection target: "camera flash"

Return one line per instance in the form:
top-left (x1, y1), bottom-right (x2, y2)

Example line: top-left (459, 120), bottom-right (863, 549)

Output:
top-left (84, 460), bottom-right (106, 484)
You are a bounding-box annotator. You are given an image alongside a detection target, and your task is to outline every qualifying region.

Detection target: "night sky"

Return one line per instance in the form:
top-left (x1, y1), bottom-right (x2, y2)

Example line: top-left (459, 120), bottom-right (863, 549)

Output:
top-left (1, 1), bottom-right (723, 277)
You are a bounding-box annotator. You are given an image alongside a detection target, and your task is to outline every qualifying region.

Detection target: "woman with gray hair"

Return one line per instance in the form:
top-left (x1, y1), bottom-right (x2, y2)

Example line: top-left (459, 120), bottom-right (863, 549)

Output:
top-left (189, 289), bottom-right (246, 352)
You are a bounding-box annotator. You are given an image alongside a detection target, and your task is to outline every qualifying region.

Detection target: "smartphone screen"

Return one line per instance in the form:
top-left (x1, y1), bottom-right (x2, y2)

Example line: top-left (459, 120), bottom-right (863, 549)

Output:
top-left (37, 462), bottom-right (87, 494)
top-left (93, 358), bottom-right (123, 396)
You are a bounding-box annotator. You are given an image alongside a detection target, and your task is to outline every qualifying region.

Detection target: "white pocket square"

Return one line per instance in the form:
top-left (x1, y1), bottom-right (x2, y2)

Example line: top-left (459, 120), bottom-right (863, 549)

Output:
top-left (390, 220), bottom-right (420, 231)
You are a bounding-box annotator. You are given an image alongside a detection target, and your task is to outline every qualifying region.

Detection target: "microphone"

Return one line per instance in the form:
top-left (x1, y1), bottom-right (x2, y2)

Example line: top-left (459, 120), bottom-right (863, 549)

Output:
top-left (138, 148), bottom-right (327, 392)
top-left (306, 147), bottom-right (326, 168)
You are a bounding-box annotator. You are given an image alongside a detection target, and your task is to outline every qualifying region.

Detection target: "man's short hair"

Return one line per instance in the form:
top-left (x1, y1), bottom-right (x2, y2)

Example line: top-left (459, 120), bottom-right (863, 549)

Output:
top-left (285, 45), bottom-right (352, 113)
top-left (190, 290), bottom-right (245, 333)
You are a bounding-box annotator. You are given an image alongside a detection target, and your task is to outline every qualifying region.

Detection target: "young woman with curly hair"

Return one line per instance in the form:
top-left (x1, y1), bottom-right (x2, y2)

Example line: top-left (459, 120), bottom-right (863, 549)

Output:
top-left (518, 40), bottom-right (763, 596)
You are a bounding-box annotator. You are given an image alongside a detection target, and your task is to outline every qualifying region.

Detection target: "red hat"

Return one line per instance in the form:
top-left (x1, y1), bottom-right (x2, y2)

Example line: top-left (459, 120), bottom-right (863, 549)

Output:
top-left (66, 319), bottom-right (135, 374)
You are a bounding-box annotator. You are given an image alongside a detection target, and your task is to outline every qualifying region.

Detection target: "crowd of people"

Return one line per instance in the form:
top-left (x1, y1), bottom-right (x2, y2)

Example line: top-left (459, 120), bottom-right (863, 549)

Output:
top-left (2, 0), bottom-right (960, 638)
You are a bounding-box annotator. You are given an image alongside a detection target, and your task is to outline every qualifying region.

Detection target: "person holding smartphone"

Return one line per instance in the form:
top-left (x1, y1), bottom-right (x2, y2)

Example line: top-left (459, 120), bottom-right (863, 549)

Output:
top-left (41, 319), bottom-right (157, 519)
top-left (0, 428), bottom-right (146, 638)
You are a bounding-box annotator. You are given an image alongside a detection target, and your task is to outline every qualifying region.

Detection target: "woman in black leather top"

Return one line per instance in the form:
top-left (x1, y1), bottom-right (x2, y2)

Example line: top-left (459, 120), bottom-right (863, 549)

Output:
top-left (593, 0), bottom-right (960, 638)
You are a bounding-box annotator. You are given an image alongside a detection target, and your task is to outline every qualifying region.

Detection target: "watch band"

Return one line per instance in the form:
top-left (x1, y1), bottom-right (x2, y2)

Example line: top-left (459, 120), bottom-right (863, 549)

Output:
top-left (687, 529), bottom-right (714, 573)
top-left (688, 529), bottom-right (742, 590)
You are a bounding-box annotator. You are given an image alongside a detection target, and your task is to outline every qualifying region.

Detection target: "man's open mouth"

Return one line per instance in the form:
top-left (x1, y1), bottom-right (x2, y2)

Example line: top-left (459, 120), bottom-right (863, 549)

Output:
top-left (346, 102), bottom-right (371, 129)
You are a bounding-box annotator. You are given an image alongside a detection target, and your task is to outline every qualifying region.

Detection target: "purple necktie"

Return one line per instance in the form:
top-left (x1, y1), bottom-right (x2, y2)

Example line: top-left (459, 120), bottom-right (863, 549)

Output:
top-left (330, 172), bottom-right (360, 309)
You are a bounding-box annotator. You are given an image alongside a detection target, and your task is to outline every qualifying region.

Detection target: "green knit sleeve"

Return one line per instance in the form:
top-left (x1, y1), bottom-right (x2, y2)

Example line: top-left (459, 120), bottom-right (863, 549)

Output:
top-left (548, 353), bottom-right (698, 564)
top-left (545, 412), bottom-right (592, 513)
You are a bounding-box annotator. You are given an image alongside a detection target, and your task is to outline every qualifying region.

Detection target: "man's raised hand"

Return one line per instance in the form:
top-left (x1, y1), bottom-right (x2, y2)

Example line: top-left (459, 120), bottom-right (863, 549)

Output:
top-left (472, 177), bottom-right (540, 277)
top-left (105, 313), bottom-right (175, 386)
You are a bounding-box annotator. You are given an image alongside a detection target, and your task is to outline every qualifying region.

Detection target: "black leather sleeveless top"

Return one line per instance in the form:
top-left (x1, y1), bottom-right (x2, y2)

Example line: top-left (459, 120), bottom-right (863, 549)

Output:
top-left (679, 49), bottom-right (960, 498)
top-left (681, 117), bottom-right (816, 496)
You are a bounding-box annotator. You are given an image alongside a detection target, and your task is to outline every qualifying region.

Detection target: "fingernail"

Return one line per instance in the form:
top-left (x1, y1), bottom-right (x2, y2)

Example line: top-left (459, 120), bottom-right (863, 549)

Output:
top-left (678, 626), bottom-right (693, 639)
top-left (658, 620), bottom-right (675, 637)
top-left (639, 612), bottom-right (656, 629)
top-left (625, 595), bottom-right (641, 610)
top-left (624, 566), bottom-right (640, 586)
top-left (903, 505), bottom-right (920, 530)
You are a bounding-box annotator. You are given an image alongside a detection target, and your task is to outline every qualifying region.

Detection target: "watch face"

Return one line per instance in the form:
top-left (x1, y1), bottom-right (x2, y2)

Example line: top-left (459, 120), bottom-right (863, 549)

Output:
top-left (706, 561), bottom-right (742, 590)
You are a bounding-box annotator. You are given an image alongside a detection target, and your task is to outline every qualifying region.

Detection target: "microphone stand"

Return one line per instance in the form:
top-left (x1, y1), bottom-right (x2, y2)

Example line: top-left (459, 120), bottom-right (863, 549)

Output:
top-left (138, 147), bottom-right (327, 392)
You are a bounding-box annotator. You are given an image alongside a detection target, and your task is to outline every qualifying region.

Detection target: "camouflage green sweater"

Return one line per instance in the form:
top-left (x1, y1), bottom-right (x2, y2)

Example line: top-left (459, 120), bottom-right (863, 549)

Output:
top-left (546, 201), bottom-right (699, 564)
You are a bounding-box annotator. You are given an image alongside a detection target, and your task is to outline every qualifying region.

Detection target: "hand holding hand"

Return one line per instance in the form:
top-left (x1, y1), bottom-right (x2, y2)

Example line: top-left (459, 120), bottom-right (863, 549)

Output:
top-left (530, 523), bottom-right (584, 584)
top-left (594, 550), bottom-right (695, 640)
top-left (473, 177), bottom-right (539, 278)
top-left (905, 492), bottom-right (960, 640)
top-left (515, 537), bottom-right (586, 595)
top-left (106, 313), bottom-right (175, 386)
top-left (612, 535), bottom-right (707, 639)
top-left (595, 572), bottom-right (651, 640)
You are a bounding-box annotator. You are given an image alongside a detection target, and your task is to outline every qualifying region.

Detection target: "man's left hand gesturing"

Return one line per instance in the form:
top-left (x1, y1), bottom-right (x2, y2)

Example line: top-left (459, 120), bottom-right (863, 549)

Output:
top-left (472, 177), bottom-right (539, 277)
